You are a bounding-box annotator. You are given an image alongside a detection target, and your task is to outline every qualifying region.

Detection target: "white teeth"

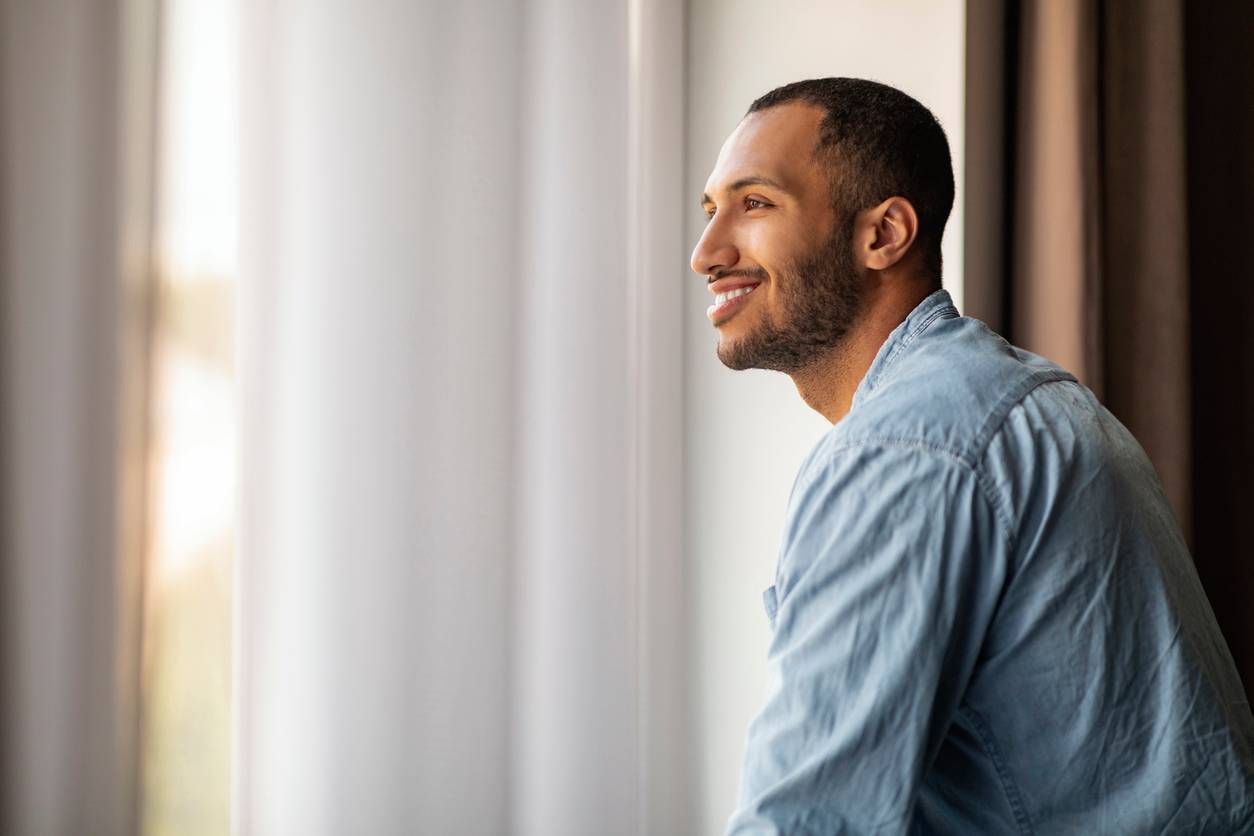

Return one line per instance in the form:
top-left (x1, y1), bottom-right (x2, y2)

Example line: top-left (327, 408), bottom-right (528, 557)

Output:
top-left (714, 284), bottom-right (758, 305)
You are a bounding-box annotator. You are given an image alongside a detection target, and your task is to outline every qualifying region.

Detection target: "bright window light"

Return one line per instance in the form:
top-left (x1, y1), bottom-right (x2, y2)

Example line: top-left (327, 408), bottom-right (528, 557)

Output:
top-left (140, 1), bottom-right (238, 833)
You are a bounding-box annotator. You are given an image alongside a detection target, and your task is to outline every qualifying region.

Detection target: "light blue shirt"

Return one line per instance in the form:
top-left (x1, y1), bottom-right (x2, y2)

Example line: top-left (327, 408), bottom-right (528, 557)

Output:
top-left (727, 290), bottom-right (1254, 834)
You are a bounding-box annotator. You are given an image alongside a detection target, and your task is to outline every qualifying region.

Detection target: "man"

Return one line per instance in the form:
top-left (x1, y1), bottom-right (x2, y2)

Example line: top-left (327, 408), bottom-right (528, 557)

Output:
top-left (693, 77), bottom-right (1254, 834)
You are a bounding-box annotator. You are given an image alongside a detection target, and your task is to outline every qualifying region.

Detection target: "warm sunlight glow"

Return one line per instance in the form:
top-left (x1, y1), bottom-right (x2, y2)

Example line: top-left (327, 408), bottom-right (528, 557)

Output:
top-left (141, 1), bottom-right (238, 834)
top-left (155, 0), bottom-right (238, 285)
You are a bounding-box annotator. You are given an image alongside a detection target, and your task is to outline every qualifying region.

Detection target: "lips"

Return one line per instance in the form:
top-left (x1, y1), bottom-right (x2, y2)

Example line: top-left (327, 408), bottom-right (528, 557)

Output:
top-left (706, 282), bottom-right (760, 323)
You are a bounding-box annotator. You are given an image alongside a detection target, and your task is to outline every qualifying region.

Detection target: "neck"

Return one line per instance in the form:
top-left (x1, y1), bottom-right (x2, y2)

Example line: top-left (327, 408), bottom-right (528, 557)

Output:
top-left (790, 283), bottom-right (933, 424)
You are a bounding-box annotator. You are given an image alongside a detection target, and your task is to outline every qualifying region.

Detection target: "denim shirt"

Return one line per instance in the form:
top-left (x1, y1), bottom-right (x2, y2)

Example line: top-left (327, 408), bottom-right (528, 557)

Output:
top-left (727, 290), bottom-right (1254, 835)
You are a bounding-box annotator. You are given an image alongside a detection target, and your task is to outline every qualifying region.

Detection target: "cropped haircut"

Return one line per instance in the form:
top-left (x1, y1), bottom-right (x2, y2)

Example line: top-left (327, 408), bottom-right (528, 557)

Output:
top-left (747, 77), bottom-right (954, 284)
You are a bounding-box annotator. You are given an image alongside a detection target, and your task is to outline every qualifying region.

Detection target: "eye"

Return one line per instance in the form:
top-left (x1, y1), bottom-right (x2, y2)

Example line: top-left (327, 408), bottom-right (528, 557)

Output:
top-left (745, 197), bottom-right (770, 210)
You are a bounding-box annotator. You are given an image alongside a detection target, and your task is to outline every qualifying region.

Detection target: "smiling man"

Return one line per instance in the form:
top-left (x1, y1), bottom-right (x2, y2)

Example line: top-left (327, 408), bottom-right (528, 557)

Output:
top-left (694, 78), bottom-right (1254, 835)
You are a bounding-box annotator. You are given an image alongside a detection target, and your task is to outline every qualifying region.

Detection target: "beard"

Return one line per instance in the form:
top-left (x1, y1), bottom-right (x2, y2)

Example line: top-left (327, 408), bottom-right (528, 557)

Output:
top-left (717, 214), bottom-right (865, 374)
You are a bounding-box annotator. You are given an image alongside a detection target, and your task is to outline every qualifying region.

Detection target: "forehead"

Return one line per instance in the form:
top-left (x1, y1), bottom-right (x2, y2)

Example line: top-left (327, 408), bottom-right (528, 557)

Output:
top-left (704, 102), bottom-right (827, 197)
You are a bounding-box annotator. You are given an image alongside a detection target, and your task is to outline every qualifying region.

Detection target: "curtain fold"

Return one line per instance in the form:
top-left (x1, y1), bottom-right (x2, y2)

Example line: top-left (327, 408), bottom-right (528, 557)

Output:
top-left (236, 5), bottom-right (522, 830)
top-left (236, 2), bottom-right (687, 833)
top-left (1097, 0), bottom-right (1193, 537)
top-left (1, 1), bottom-right (148, 833)
top-left (965, 0), bottom-right (1254, 692)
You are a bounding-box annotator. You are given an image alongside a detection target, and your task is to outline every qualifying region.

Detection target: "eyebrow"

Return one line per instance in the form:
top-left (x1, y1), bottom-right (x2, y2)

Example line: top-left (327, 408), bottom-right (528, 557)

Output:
top-left (700, 175), bottom-right (789, 208)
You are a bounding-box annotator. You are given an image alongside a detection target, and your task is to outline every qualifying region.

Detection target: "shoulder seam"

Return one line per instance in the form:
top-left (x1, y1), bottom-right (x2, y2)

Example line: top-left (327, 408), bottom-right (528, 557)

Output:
top-left (969, 369), bottom-right (1076, 460)
top-left (973, 375), bottom-right (1084, 530)
top-left (797, 437), bottom-right (1017, 553)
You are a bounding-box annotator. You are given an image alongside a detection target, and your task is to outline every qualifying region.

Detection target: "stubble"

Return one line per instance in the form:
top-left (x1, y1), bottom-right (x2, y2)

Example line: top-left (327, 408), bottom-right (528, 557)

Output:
top-left (717, 215), bottom-right (864, 374)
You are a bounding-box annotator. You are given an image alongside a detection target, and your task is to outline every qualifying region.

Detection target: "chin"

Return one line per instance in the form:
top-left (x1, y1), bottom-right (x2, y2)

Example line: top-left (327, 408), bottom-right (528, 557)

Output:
top-left (715, 337), bottom-right (758, 371)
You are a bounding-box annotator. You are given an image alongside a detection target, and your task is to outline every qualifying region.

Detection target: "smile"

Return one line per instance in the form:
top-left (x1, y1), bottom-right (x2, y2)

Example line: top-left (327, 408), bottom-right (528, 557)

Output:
top-left (707, 283), bottom-right (760, 323)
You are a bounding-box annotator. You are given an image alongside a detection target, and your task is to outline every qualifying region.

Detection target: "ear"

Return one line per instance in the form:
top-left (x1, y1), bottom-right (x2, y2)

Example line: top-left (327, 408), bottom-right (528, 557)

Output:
top-left (857, 196), bottom-right (919, 272)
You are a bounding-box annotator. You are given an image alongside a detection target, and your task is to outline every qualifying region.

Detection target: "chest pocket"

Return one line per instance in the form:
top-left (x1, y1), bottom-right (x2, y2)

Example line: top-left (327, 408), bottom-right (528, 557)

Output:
top-left (762, 584), bottom-right (779, 630)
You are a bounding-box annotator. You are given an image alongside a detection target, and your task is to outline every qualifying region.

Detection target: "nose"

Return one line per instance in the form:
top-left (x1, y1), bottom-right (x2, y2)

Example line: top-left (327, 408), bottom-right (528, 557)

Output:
top-left (690, 214), bottom-right (739, 278)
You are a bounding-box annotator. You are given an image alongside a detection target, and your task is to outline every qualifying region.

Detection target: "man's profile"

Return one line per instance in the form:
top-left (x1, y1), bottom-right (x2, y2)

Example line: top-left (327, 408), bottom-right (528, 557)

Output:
top-left (693, 77), bottom-right (1254, 834)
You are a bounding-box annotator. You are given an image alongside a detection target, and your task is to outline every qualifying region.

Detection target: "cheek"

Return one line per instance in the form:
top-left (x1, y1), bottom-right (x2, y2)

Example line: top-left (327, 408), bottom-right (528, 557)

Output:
top-left (745, 223), bottom-right (810, 274)
top-left (741, 218), bottom-right (787, 256)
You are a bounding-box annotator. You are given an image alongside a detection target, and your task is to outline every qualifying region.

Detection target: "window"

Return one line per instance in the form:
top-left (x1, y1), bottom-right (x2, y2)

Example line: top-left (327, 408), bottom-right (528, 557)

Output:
top-left (140, 2), bottom-right (238, 832)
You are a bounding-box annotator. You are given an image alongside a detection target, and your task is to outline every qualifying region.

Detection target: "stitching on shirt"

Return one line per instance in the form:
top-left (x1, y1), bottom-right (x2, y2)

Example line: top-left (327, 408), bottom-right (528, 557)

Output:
top-left (969, 370), bottom-right (1076, 461)
top-left (960, 705), bottom-right (1035, 835)
top-left (972, 376), bottom-right (1084, 548)
top-left (798, 437), bottom-right (1017, 553)
top-left (974, 471), bottom-right (1017, 553)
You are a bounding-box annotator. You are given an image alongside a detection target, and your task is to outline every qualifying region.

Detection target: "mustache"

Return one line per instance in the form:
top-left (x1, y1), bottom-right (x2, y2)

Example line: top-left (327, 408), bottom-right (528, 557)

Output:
top-left (708, 267), bottom-right (768, 284)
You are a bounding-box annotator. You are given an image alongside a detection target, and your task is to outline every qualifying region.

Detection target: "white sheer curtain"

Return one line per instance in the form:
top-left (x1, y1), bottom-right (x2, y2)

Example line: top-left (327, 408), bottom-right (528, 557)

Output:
top-left (0, 2), bottom-right (684, 832)
top-left (236, 2), bottom-right (685, 834)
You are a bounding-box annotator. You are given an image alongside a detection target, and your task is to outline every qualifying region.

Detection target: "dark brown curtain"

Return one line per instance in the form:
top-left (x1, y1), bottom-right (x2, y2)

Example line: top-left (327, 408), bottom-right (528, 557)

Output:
top-left (965, 0), bottom-right (1254, 693)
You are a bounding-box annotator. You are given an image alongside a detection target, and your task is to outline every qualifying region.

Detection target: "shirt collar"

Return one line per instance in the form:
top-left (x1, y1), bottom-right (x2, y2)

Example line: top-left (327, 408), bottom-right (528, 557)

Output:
top-left (850, 288), bottom-right (958, 411)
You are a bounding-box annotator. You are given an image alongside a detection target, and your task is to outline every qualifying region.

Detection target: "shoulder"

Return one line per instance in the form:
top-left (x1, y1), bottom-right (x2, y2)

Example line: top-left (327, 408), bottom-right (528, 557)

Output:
top-left (822, 312), bottom-right (1078, 472)
top-left (782, 312), bottom-right (1099, 567)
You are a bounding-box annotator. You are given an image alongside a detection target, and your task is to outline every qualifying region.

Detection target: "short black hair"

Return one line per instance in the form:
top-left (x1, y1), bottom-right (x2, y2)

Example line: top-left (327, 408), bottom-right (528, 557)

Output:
top-left (747, 77), bottom-right (954, 284)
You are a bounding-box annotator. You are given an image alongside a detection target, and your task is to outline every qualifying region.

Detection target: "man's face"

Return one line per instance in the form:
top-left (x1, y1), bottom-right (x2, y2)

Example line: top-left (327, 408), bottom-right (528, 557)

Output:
top-left (692, 103), bottom-right (865, 373)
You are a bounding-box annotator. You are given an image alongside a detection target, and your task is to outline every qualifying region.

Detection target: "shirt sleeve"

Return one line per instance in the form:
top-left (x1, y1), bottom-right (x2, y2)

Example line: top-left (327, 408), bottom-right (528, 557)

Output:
top-left (726, 442), bottom-right (1011, 835)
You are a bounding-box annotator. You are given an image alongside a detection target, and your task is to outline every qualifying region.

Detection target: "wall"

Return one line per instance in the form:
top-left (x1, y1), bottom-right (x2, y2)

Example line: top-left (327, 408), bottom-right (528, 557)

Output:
top-left (683, 2), bottom-right (967, 831)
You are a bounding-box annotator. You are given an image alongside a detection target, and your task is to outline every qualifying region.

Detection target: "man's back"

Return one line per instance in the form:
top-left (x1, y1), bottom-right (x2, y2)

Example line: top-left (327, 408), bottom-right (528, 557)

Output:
top-left (730, 290), bottom-right (1254, 834)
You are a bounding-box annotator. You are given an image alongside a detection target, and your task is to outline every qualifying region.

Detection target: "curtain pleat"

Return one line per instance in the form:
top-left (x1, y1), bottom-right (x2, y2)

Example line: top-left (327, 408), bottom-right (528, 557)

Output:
top-left (1010, 0), bottom-right (1096, 387)
top-left (1098, 0), bottom-right (1193, 536)
top-left (235, 3), bottom-right (687, 833)
top-left (0, 1), bottom-right (148, 833)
